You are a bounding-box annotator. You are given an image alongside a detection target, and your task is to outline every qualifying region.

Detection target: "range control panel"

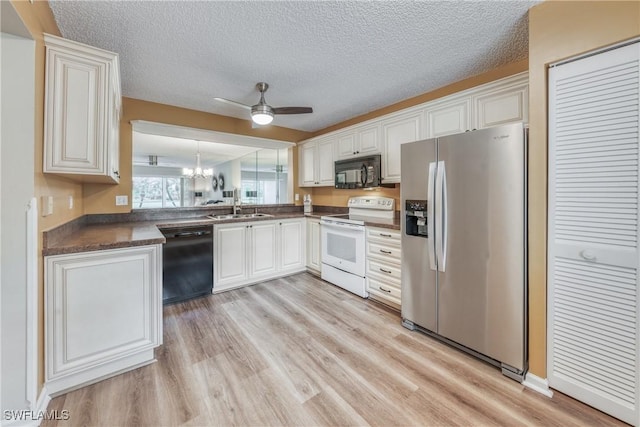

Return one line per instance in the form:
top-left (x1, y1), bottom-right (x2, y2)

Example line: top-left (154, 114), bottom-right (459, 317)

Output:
top-left (347, 196), bottom-right (395, 211)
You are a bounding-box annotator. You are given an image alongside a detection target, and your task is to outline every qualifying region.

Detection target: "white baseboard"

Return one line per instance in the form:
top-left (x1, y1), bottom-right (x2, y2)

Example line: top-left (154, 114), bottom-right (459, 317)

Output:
top-left (522, 372), bottom-right (554, 398)
top-left (1, 386), bottom-right (51, 427)
top-left (34, 386), bottom-right (51, 426)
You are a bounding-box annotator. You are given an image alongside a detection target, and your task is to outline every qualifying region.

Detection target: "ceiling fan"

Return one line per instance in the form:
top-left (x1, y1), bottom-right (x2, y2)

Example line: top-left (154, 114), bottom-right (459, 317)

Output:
top-left (214, 82), bottom-right (312, 126)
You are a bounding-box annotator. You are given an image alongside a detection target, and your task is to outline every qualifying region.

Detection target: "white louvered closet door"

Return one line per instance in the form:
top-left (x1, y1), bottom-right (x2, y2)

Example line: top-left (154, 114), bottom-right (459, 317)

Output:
top-left (548, 41), bottom-right (640, 426)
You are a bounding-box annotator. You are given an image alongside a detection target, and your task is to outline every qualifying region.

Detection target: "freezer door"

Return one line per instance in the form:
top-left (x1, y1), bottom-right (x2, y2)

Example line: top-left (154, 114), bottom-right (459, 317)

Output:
top-left (401, 138), bottom-right (438, 332)
top-left (436, 123), bottom-right (525, 371)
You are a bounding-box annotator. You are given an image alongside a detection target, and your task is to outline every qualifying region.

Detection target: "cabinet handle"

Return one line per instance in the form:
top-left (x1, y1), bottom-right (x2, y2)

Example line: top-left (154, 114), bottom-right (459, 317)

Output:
top-left (379, 249), bottom-right (392, 254)
top-left (379, 233), bottom-right (392, 237)
top-left (378, 286), bottom-right (392, 293)
top-left (379, 268), bottom-right (392, 274)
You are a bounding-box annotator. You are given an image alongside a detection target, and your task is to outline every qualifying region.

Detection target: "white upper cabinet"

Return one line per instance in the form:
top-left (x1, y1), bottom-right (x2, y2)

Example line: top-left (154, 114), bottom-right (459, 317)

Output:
top-left (299, 138), bottom-right (335, 187)
top-left (425, 97), bottom-right (472, 138)
top-left (44, 34), bottom-right (121, 184)
top-left (297, 72), bottom-right (528, 184)
top-left (336, 131), bottom-right (357, 159)
top-left (472, 82), bottom-right (528, 129)
top-left (336, 124), bottom-right (382, 160)
top-left (381, 109), bottom-right (424, 183)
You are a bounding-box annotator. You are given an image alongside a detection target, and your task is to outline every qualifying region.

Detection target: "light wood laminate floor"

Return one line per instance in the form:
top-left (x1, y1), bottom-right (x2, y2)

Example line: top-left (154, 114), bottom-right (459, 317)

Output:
top-left (44, 273), bottom-right (623, 427)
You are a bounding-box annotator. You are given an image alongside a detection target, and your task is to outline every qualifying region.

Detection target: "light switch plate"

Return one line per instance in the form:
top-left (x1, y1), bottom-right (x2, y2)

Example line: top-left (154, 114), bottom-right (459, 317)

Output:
top-left (115, 195), bottom-right (128, 206)
top-left (295, 193), bottom-right (299, 201)
top-left (68, 195), bottom-right (74, 210)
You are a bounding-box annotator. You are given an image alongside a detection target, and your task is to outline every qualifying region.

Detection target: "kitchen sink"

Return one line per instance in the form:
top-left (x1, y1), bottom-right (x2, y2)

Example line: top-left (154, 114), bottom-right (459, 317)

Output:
top-left (205, 213), bottom-right (273, 220)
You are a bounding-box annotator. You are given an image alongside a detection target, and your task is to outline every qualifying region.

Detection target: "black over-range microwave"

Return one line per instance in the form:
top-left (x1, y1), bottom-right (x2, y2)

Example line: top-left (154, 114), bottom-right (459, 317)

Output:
top-left (334, 154), bottom-right (382, 189)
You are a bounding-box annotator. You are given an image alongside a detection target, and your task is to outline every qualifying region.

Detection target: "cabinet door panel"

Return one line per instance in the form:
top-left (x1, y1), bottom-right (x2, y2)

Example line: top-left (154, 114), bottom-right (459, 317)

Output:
top-left (46, 246), bottom-right (160, 380)
top-left (300, 143), bottom-right (317, 186)
top-left (358, 125), bottom-right (381, 155)
top-left (250, 222), bottom-right (277, 277)
top-left (382, 111), bottom-right (423, 183)
top-left (306, 219), bottom-right (322, 272)
top-left (317, 140), bottom-right (335, 185)
top-left (280, 220), bottom-right (305, 271)
top-left (48, 55), bottom-right (105, 173)
top-left (474, 85), bottom-right (528, 129)
top-left (426, 98), bottom-right (471, 138)
top-left (215, 224), bottom-right (247, 286)
top-left (336, 132), bottom-right (356, 159)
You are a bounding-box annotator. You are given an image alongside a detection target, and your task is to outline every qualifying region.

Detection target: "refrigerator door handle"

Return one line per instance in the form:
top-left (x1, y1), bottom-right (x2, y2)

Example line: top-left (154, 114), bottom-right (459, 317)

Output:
top-left (435, 161), bottom-right (447, 272)
top-left (427, 161), bottom-right (437, 270)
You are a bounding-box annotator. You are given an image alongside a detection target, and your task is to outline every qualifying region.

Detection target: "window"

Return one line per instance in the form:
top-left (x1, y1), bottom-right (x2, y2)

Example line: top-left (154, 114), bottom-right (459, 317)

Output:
top-left (132, 177), bottom-right (190, 208)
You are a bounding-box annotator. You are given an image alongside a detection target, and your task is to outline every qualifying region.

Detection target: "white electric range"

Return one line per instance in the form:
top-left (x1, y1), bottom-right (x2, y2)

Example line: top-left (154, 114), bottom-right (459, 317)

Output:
top-left (320, 196), bottom-right (395, 297)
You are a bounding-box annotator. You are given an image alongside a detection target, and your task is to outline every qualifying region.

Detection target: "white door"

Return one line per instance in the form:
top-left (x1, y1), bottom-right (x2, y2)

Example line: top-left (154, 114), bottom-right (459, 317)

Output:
top-left (548, 42), bottom-right (640, 425)
top-left (249, 222), bottom-right (277, 278)
top-left (279, 219), bottom-right (305, 272)
top-left (214, 223), bottom-right (248, 288)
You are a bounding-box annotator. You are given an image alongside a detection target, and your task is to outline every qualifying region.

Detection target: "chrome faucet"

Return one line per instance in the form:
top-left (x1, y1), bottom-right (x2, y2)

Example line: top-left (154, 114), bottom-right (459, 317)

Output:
top-left (233, 188), bottom-right (241, 215)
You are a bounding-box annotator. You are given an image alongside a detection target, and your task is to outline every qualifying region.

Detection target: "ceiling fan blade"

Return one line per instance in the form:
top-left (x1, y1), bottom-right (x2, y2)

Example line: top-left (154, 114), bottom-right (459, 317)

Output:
top-left (272, 106), bottom-right (313, 115)
top-left (213, 97), bottom-right (251, 110)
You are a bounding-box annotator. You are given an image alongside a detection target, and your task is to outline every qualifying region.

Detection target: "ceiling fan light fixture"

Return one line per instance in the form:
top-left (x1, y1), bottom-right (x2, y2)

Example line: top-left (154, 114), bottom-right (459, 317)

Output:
top-left (251, 104), bottom-right (274, 125)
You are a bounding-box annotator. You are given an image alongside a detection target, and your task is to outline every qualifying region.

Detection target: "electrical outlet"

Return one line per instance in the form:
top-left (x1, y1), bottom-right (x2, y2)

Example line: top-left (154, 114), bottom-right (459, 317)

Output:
top-left (115, 195), bottom-right (128, 206)
top-left (295, 193), bottom-right (299, 201)
top-left (41, 196), bottom-right (53, 216)
top-left (68, 195), bottom-right (74, 209)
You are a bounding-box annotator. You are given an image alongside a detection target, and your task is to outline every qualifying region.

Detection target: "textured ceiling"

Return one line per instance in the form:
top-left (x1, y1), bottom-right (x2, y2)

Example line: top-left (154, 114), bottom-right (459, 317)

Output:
top-left (49, 0), bottom-right (538, 132)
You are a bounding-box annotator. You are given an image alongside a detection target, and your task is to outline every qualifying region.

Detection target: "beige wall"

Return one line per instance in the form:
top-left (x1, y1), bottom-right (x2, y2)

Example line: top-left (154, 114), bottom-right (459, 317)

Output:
top-left (528, 0), bottom-right (640, 378)
top-left (85, 97), bottom-right (312, 214)
top-left (308, 185), bottom-right (401, 210)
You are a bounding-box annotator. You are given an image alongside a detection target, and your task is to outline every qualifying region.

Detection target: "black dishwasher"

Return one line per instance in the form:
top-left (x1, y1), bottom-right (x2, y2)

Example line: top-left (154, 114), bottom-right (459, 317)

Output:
top-left (161, 226), bottom-right (213, 305)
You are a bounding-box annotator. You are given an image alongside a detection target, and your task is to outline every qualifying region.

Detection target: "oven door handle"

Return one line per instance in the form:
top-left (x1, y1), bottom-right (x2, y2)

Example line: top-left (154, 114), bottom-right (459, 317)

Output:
top-left (320, 219), bottom-right (364, 232)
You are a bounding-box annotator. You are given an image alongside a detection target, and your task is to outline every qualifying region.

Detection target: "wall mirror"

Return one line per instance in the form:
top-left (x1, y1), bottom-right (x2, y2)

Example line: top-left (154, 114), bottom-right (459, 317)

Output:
top-left (131, 121), bottom-right (293, 209)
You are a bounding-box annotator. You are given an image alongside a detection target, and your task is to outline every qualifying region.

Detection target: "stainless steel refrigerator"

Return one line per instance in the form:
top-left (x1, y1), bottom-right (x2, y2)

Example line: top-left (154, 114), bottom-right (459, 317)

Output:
top-left (401, 122), bottom-right (527, 381)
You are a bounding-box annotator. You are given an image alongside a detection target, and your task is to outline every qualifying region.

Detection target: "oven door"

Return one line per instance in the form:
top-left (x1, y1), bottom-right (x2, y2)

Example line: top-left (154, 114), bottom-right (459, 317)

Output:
top-left (320, 219), bottom-right (365, 277)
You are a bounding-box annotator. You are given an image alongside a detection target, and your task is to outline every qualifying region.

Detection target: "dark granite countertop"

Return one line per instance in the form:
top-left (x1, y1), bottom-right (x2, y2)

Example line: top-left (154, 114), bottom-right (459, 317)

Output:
top-left (42, 206), bottom-right (400, 256)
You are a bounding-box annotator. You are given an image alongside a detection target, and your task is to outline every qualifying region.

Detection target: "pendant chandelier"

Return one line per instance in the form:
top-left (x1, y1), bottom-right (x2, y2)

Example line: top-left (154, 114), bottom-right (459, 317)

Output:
top-left (183, 141), bottom-right (213, 178)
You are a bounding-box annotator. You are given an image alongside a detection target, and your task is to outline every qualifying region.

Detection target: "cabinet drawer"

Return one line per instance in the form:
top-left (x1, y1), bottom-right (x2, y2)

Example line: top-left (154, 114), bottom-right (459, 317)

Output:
top-left (367, 228), bottom-right (401, 245)
top-left (367, 277), bottom-right (401, 305)
top-left (366, 258), bottom-right (401, 283)
top-left (366, 241), bottom-right (401, 263)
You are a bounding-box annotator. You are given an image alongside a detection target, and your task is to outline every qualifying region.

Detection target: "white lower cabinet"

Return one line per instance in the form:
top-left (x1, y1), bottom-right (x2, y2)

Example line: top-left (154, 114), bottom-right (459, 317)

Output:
top-left (214, 218), bottom-right (306, 292)
top-left (45, 245), bottom-right (162, 395)
top-left (306, 217), bottom-right (321, 274)
top-left (366, 227), bottom-right (402, 309)
top-left (249, 221), bottom-right (278, 278)
top-left (279, 219), bottom-right (305, 273)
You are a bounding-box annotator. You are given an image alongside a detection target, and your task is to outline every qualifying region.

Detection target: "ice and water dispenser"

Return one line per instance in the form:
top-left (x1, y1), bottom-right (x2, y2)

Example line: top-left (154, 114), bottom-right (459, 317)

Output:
top-left (405, 200), bottom-right (428, 237)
